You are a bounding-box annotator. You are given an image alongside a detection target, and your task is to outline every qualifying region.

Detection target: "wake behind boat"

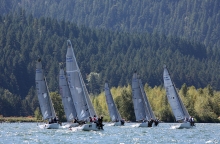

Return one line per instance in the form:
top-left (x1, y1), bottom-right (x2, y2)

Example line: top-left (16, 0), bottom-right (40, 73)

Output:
top-left (132, 72), bottom-right (159, 127)
top-left (35, 58), bottom-right (59, 129)
top-left (163, 65), bottom-right (195, 129)
top-left (104, 83), bottom-right (125, 126)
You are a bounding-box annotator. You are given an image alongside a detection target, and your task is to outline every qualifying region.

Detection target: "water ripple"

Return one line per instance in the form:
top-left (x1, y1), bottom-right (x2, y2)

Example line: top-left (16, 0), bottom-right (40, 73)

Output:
top-left (0, 123), bottom-right (219, 144)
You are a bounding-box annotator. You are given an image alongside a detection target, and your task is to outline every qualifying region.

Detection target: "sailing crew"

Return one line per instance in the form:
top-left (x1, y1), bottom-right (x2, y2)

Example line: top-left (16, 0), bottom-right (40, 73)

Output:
top-left (148, 118), bottom-right (154, 127)
top-left (93, 115), bottom-right (97, 122)
top-left (120, 119), bottom-right (125, 125)
top-left (54, 117), bottom-right (58, 123)
top-left (73, 118), bottom-right (79, 123)
top-left (97, 116), bottom-right (104, 130)
top-left (154, 118), bottom-right (159, 126)
top-left (184, 117), bottom-right (189, 122)
top-left (189, 116), bottom-right (195, 126)
top-left (49, 118), bottom-right (52, 124)
top-left (89, 117), bottom-right (93, 123)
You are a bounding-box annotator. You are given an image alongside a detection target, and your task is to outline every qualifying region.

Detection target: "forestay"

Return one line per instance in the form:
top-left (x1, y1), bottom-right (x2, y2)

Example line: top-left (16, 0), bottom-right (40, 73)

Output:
top-left (163, 65), bottom-right (190, 122)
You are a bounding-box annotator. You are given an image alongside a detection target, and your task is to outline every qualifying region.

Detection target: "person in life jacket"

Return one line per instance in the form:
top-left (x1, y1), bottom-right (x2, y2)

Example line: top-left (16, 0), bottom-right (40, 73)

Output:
top-left (148, 118), bottom-right (154, 127)
top-left (97, 116), bottom-right (104, 130)
top-left (93, 115), bottom-right (97, 122)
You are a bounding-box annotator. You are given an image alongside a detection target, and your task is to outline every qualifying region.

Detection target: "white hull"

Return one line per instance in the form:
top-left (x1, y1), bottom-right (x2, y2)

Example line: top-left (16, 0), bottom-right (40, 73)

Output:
top-left (114, 121), bottom-right (124, 126)
top-left (81, 123), bottom-right (103, 131)
top-left (139, 122), bottom-right (149, 127)
top-left (39, 123), bottom-right (60, 129)
top-left (176, 122), bottom-right (194, 129)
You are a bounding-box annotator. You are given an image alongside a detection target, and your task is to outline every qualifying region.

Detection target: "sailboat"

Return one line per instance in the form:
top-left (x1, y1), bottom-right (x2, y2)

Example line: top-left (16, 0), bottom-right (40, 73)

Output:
top-left (132, 72), bottom-right (158, 127)
top-left (59, 68), bottom-right (79, 128)
top-left (163, 65), bottom-right (194, 129)
top-left (35, 58), bottom-right (59, 129)
top-left (104, 83), bottom-right (125, 126)
top-left (66, 40), bottom-right (103, 131)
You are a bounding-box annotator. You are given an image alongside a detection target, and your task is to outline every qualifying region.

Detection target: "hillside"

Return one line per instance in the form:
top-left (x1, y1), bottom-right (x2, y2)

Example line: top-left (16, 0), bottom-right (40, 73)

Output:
top-left (0, 13), bottom-right (220, 117)
top-left (1, 0), bottom-right (220, 50)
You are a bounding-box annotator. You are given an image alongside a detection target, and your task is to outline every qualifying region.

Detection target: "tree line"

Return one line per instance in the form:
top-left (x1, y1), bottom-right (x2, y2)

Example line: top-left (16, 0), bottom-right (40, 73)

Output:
top-left (34, 83), bottom-right (220, 123)
top-left (92, 83), bottom-right (220, 123)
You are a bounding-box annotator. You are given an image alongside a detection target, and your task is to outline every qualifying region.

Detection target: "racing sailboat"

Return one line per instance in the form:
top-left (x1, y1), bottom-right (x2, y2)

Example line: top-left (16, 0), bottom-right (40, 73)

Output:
top-left (132, 72), bottom-right (157, 127)
top-left (104, 83), bottom-right (124, 126)
top-left (35, 58), bottom-right (59, 129)
top-left (163, 65), bottom-right (194, 129)
top-left (59, 68), bottom-right (79, 128)
top-left (66, 40), bottom-right (103, 131)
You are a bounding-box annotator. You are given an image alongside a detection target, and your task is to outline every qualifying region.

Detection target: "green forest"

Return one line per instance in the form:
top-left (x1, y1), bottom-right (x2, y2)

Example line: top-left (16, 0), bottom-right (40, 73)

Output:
top-left (0, 0), bottom-right (220, 122)
top-left (1, 0), bottom-right (220, 49)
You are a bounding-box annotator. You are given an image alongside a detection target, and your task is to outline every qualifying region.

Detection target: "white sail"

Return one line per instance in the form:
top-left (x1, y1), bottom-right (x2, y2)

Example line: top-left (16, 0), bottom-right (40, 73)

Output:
top-left (81, 74), bottom-right (96, 117)
top-left (59, 68), bottom-right (77, 122)
top-left (163, 65), bottom-right (190, 122)
top-left (139, 79), bottom-right (156, 120)
top-left (104, 83), bottom-right (122, 122)
top-left (132, 72), bottom-right (155, 121)
top-left (66, 40), bottom-right (96, 121)
top-left (35, 58), bottom-right (56, 120)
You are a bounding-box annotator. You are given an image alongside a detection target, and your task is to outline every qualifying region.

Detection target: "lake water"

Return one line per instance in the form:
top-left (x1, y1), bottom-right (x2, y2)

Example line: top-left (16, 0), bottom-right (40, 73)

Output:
top-left (0, 122), bottom-right (219, 144)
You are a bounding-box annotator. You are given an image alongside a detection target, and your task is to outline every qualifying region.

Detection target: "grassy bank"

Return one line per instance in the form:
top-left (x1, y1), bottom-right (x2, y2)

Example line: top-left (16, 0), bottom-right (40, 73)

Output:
top-left (0, 116), bottom-right (43, 123)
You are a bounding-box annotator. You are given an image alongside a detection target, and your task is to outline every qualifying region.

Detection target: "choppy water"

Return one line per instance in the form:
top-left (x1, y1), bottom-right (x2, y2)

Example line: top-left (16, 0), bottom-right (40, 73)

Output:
top-left (0, 122), bottom-right (219, 144)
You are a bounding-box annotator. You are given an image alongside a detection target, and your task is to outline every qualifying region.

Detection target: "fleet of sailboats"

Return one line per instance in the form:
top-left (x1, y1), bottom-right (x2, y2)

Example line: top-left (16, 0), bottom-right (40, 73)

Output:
top-left (163, 65), bottom-right (194, 129)
top-left (132, 72), bottom-right (158, 127)
top-left (104, 83), bottom-right (125, 126)
top-left (35, 39), bottom-right (196, 131)
top-left (35, 58), bottom-right (59, 129)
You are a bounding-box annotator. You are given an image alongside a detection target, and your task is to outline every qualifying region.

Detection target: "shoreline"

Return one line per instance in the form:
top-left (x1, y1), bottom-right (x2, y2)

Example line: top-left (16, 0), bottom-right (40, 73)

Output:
top-left (0, 116), bottom-right (43, 123)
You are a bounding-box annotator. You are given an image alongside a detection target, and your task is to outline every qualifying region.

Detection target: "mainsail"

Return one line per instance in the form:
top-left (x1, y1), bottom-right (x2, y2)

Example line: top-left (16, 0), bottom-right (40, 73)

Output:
top-left (139, 79), bottom-right (156, 120)
top-left (59, 68), bottom-right (77, 122)
top-left (66, 40), bottom-right (96, 121)
top-left (132, 72), bottom-right (155, 121)
top-left (104, 83), bottom-right (122, 121)
top-left (35, 58), bottom-right (56, 120)
top-left (163, 65), bottom-right (190, 122)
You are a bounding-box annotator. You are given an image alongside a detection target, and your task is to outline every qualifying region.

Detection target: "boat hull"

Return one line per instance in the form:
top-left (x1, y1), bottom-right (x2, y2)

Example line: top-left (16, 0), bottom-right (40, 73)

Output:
top-left (81, 123), bottom-right (103, 131)
top-left (138, 122), bottom-right (157, 127)
top-left (114, 121), bottom-right (124, 126)
top-left (44, 123), bottom-right (60, 129)
top-left (176, 122), bottom-right (194, 129)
